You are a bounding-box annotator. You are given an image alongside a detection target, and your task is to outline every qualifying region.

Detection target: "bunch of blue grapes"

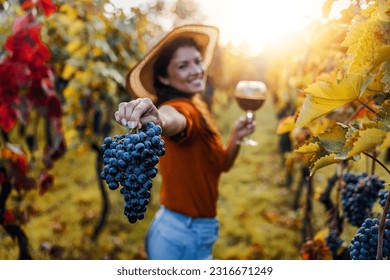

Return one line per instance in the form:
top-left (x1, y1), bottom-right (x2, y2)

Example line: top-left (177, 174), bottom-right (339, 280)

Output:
top-left (379, 190), bottom-right (390, 215)
top-left (100, 122), bottom-right (165, 223)
top-left (341, 173), bottom-right (385, 227)
top-left (325, 231), bottom-right (347, 259)
top-left (349, 217), bottom-right (390, 260)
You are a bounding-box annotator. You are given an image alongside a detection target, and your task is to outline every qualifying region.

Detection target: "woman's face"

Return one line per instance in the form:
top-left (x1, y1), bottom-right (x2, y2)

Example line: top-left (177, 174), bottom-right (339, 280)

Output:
top-left (159, 46), bottom-right (205, 94)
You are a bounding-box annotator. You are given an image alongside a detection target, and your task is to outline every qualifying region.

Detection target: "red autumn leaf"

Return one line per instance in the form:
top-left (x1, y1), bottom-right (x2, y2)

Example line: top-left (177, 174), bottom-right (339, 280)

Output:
top-left (47, 95), bottom-right (62, 119)
top-left (0, 104), bottom-right (17, 132)
top-left (12, 12), bottom-right (36, 34)
top-left (0, 61), bottom-right (31, 95)
top-left (15, 156), bottom-right (28, 174)
top-left (38, 0), bottom-right (58, 16)
top-left (5, 25), bottom-right (50, 64)
top-left (1, 210), bottom-right (16, 226)
top-left (0, 62), bottom-right (19, 103)
top-left (20, 0), bottom-right (35, 11)
top-left (28, 80), bottom-right (49, 107)
top-left (21, 0), bottom-right (58, 17)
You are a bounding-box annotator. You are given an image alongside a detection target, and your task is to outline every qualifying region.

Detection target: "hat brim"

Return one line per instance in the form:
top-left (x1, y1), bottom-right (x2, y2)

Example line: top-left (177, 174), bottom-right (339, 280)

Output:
top-left (127, 24), bottom-right (219, 103)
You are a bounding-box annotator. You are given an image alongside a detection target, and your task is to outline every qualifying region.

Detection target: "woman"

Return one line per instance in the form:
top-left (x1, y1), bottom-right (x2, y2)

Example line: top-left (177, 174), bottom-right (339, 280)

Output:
top-left (114, 24), bottom-right (255, 260)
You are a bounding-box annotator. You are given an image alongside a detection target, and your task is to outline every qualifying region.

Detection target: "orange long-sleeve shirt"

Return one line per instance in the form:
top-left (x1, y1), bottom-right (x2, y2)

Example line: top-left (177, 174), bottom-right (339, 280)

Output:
top-left (158, 98), bottom-right (228, 218)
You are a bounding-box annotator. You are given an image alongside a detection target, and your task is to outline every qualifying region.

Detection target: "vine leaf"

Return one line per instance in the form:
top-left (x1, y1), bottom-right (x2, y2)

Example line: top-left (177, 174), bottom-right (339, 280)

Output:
top-left (317, 124), bottom-right (348, 154)
top-left (381, 60), bottom-right (390, 92)
top-left (276, 115), bottom-right (296, 134)
top-left (296, 124), bottom-right (348, 175)
top-left (296, 75), bottom-right (370, 127)
top-left (378, 132), bottom-right (390, 151)
top-left (0, 104), bottom-right (17, 132)
top-left (21, 0), bottom-right (58, 16)
top-left (341, 3), bottom-right (390, 75)
top-left (311, 154), bottom-right (343, 176)
top-left (336, 127), bottom-right (387, 160)
top-left (296, 142), bottom-right (319, 153)
top-left (375, 99), bottom-right (390, 130)
top-left (377, 0), bottom-right (390, 22)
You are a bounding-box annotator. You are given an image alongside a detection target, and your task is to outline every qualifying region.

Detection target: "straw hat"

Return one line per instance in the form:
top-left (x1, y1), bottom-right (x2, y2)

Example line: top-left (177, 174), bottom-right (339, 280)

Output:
top-left (126, 24), bottom-right (219, 103)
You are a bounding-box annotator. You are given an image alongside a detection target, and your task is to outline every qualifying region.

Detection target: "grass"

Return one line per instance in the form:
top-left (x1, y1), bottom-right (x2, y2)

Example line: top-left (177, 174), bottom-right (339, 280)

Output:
top-left (1, 90), bottom-right (389, 260)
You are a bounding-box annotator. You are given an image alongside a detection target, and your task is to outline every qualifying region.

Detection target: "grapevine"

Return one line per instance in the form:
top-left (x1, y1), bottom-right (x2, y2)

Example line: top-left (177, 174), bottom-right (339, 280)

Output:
top-left (100, 122), bottom-right (165, 223)
top-left (341, 173), bottom-right (385, 227)
top-left (325, 231), bottom-right (349, 259)
top-left (349, 217), bottom-right (390, 260)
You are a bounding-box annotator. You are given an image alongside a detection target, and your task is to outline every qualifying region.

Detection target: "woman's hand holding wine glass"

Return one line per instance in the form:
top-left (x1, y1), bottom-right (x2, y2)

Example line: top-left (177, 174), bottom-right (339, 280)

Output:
top-left (234, 81), bottom-right (267, 146)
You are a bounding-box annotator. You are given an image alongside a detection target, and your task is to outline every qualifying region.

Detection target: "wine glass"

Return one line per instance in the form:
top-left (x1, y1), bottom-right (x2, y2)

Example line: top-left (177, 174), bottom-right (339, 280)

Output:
top-left (234, 80), bottom-right (267, 146)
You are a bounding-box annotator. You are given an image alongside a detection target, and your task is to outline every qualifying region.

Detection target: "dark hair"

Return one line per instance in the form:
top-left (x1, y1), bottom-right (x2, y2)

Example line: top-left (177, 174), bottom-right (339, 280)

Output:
top-left (153, 37), bottom-right (202, 106)
top-left (153, 37), bottom-right (218, 137)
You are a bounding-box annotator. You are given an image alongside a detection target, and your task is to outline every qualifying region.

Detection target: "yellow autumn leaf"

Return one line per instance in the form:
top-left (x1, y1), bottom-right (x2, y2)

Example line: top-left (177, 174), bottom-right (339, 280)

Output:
top-left (337, 128), bottom-right (387, 159)
top-left (92, 46), bottom-right (103, 57)
top-left (276, 116), bottom-right (295, 134)
top-left (314, 228), bottom-right (330, 242)
top-left (106, 79), bottom-right (117, 94)
top-left (59, 4), bottom-right (78, 19)
top-left (74, 70), bottom-right (92, 85)
top-left (342, 11), bottom-right (389, 75)
top-left (367, 70), bottom-right (386, 92)
top-left (308, 117), bottom-right (337, 136)
top-left (295, 75), bottom-right (365, 127)
top-left (63, 83), bottom-right (78, 100)
top-left (310, 153), bottom-right (343, 176)
top-left (65, 40), bottom-right (82, 54)
top-left (54, 14), bottom-right (74, 27)
top-left (74, 45), bottom-right (90, 60)
top-left (295, 142), bottom-right (320, 153)
top-left (377, 132), bottom-right (390, 151)
top-left (377, 0), bottom-right (390, 22)
top-left (62, 64), bottom-right (78, 80)
top-left (64, 128), bottom-right (79, 145)
top-left (68, 19), bottom-right (85, 36)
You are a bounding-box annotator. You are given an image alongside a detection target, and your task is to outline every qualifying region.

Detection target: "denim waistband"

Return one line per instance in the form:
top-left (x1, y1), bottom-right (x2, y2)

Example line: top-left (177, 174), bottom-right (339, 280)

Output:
top-left (160, 206), bottom-right (218, 228)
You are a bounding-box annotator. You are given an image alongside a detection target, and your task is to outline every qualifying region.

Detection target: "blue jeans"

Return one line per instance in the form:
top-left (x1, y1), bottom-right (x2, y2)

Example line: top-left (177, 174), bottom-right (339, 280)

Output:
top-left (145, 206), bottom-right (219, 260)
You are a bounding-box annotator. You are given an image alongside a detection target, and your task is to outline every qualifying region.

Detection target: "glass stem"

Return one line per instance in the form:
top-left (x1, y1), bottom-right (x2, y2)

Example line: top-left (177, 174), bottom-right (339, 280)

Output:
top-left (246, 111), bottom-right (254, 122)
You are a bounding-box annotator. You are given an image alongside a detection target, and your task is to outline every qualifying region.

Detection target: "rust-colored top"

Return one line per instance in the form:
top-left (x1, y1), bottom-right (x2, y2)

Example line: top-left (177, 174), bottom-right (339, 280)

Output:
top-left (159, 98), bottom-right (228, 218)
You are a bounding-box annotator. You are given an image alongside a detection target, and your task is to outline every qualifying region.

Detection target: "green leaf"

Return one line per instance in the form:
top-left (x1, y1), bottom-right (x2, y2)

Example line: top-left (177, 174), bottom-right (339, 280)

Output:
top-left (317, 124), bottom-right (349, 154)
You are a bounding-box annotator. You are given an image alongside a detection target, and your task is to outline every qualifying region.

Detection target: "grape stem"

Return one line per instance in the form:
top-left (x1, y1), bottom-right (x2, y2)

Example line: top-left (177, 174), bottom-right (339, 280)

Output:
top-left (303, 174), bottom-right (314, 240)
top-left (343, 104), bottom-right (365, 125)
top-left (357, 99), bottom-right (377, 114)
top-left (371, 151), bottom-right (377, 176)
top-left (377, 189), bottom-right (390, 260)
top-left (363, 152), bottom-right (390, 176)
top-left (363, 152), bottom-right (390, 260)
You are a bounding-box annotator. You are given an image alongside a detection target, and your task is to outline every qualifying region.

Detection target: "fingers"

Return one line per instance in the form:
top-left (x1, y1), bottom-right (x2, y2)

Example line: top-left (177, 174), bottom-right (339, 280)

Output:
top-left (235, 115), bottom-right (256, 139)
top-left (130, 98), bottom-right (155, 128)
top-left (114, 98), bottom-right (158, 129)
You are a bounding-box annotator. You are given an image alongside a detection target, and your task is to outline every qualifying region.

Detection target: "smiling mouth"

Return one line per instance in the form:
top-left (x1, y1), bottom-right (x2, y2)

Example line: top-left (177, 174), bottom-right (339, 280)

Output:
top-left (189, 78), bottom-right (203, 85)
